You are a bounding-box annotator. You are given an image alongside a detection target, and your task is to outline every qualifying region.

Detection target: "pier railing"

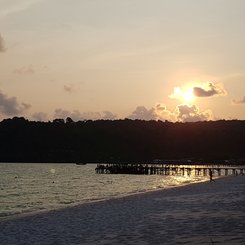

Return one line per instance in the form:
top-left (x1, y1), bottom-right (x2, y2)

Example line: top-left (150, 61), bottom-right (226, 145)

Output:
top-left (95, 163), bottom-right (245, 177)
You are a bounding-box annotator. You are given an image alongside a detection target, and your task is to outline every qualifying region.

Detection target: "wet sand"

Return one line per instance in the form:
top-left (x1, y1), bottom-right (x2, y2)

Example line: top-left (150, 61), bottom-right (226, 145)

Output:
top-left (0, 176), bottom-right (245, 244)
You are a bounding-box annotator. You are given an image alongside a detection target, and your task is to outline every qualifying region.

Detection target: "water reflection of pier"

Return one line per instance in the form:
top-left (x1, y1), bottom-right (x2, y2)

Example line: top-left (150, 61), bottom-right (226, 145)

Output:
top-left (95, 163), bottom-right (245, 177)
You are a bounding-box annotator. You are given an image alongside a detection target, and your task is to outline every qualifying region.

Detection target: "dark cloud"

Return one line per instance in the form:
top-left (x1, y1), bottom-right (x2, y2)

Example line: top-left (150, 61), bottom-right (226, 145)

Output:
top-left (54, 109), bottom-right (117, 121)
top-left (13, 65), bottom-right (35, 74)
top-left (0, 33), bottom-right (7, 52)
top-left (193, 82), bottom-right (226, 97)
top-left (176, 104), bottom-right (212, 122)
top-left (232, 96), bottom-right (245, 104)
top-left (0, 90), bottom-right (31, 116)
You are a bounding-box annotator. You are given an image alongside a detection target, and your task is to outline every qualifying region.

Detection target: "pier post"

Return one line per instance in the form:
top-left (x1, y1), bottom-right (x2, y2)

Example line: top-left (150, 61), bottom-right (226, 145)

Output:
top-left (203, 168), bottom-right (207, 176)
top-left (217, 169), bottom-right (221, 176)
top-left (94, 163), bottom-right (243, 177)
top-left (225, 169), bottom-right (228, 176)
top-left (181, 167), bottom-right (185, 176)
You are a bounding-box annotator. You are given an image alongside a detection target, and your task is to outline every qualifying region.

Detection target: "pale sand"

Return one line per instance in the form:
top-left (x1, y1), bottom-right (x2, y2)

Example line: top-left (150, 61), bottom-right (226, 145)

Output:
top-left (0, 176), bottom-right (245, 245)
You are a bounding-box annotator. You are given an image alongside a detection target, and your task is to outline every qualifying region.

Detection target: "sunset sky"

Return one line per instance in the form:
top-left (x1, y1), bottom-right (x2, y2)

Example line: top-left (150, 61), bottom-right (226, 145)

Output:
top-left (0, 0), bottom-right (245, 122)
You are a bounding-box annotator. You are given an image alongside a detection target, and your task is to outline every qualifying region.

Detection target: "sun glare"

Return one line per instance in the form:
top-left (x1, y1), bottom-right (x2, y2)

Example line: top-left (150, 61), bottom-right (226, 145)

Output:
top-left (183, 88), bottom-right (194, 102)
top-left (171, 87), bottom-right (195, 103)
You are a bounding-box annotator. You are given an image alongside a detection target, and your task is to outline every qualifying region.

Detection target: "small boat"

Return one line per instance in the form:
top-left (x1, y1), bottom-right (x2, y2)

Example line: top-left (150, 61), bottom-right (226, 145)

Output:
top-left (76, 162), bottom-right (87, 165)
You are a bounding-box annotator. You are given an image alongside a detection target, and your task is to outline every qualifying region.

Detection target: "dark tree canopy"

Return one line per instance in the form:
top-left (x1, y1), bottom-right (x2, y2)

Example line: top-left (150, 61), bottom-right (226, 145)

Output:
top-left (0, 117), bottom-right (245, 163)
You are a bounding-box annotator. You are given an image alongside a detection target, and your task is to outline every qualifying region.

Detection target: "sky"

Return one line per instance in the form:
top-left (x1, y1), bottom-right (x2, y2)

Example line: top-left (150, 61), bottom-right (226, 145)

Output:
top-left (0, 0), bottom-right (245, 122)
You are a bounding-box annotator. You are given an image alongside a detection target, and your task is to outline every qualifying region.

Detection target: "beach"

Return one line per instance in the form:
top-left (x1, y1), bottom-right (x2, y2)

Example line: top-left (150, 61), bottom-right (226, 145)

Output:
top-left (0, 175), bottom-right (244, 245)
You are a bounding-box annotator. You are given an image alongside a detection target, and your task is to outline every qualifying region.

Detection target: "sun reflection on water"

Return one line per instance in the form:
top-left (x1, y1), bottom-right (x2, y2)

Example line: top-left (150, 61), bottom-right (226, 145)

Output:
top-left (151, 167), bottom-right (210, 190)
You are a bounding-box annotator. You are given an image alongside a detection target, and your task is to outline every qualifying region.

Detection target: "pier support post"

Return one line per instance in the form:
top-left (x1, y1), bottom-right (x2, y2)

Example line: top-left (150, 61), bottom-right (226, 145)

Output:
top-left (203, 168), bottom-right (207, 176)
top-left (218, 169), bottom-right (221, 176)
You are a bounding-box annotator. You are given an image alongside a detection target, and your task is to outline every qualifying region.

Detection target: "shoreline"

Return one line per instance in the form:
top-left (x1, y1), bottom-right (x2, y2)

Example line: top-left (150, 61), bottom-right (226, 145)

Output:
top-left (0, 175), bottom-right (211, 222)
top-left (1, 175), bottom-right (244, 244)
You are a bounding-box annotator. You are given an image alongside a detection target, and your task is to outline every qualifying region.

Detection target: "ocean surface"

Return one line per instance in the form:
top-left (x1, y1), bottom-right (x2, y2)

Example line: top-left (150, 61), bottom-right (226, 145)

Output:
top-left (0, 163), bottom-right (209, 220)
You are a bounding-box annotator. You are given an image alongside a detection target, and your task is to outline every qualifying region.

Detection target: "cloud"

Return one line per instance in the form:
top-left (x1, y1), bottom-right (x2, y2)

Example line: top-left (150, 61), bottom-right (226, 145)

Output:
top-left (176, 104), bottom-right (212, 122)
top-left (0, 33), bottom-right (7, 52)
top-left (52, 103), bottom-right (212, 123)
top-left (127, 104), bottom-right (175, 121)
top-left (169, 83), bottom-right (226, 103)
top-left (13, 65), bottom-right (35, 74)
top-left (102, 111), bottom-right (117, 120)
top-left (155, 103), bottom-right (177, 121)
top-left (54, 109), bottom-right (117, 121)
top-left (127, 106), bottom-right (158, 120)
top-left (64, 85), bottom-right (73, 93)
top-left (232, 96), bottom-right (245, 104)
top-left (54, 109), bottom-right (71, 119)
top-left (73, 111), bottom-right (101, 121)
top-left (193, 82), bottom-right (226, 97)
top-left (0, 90), bottom-right (31, 116)
top-left (22, 103), bottom-right (31, 110)
top-left (32, 112), bottom-right (48, 121)
top-left (63, 84), bottom-right (78, 93)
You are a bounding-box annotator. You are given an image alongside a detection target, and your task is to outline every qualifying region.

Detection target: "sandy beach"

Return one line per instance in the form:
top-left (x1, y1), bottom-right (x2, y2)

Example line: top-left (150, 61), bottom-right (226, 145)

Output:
top-left (0, 175), bottom-right (244, 245)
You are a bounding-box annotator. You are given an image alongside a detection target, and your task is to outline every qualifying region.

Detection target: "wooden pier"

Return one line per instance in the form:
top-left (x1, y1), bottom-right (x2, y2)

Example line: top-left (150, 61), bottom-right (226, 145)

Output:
top-left (95, 163), bottom-right (245, 177)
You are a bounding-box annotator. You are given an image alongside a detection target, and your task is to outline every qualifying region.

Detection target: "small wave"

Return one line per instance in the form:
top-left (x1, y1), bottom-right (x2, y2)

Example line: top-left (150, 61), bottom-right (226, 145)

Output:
top-left (0, 210), bottom-right (23, 220)
top-left (153, 185), bottom-right (164, 189)
top-left (0, 211), bottom-right (17, 218)
top-left (59, 200), bottom-right (75, 205)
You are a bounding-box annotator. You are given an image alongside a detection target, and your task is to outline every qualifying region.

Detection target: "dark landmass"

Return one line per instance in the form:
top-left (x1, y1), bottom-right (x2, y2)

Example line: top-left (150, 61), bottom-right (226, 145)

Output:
top-left (0, 117), bottom-right (245, 164)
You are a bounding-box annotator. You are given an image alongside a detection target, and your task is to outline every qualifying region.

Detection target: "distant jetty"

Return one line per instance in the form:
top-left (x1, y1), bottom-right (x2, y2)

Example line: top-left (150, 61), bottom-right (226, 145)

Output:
top-left (95, 162), bottom-right (245, 177)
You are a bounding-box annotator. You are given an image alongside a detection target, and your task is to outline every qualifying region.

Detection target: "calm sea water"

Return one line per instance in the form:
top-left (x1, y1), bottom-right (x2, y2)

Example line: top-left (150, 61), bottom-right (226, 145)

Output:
top-left (0, 163), bottom-right (208, 220)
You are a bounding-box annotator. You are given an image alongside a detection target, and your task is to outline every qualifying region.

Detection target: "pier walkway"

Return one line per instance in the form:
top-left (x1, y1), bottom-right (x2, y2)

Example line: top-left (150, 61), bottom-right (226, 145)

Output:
top-left (95, 162), bottom-right (245, 177)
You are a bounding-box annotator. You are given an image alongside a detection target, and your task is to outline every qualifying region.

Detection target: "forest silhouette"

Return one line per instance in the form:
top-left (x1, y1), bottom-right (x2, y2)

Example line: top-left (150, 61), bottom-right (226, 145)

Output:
top-left (0, 117), bottom-right (244, 164)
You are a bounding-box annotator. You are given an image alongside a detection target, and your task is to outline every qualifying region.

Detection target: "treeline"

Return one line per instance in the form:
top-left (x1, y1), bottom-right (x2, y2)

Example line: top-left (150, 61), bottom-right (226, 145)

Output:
top-left (0, 117), bottom-right (245, 163)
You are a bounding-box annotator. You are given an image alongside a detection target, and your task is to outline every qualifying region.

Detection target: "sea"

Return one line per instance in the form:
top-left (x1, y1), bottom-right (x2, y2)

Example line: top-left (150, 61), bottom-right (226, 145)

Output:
top-left (0, 163), bottom-right (209, 220)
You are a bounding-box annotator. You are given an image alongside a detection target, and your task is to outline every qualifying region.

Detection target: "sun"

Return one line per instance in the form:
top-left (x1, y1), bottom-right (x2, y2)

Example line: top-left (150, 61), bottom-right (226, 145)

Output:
top-left (170, 87), bottom-right (195, 103)
top-left (182, 88), bottom-right (195, 102)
